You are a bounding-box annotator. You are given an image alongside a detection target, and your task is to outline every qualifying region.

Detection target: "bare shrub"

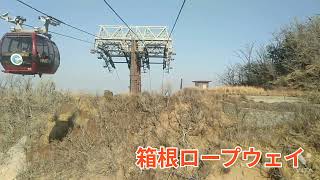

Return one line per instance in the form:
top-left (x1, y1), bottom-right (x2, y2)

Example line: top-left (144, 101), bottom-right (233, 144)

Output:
top-left (0, 76), bottom-right (71, 154)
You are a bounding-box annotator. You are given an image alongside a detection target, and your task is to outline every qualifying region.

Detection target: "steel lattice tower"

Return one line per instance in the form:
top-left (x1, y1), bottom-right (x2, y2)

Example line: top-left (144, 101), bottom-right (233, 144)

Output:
top-left (91, 25), bottom-right (174, 94)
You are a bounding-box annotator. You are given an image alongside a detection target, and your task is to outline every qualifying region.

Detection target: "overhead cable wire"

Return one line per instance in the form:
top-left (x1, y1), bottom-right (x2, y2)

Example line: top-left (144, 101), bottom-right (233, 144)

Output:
top-left (163, 0), bottom-right (187, 74)
top-left (101, 0), bottom-right (142, 41)
top-left (49, 31), bottom-right (94, 44)
top-left (161, 69), bottom-right (165, 94)
top-left (148, 69), bottom-right (152, 92)
top-left (169, 0), bottom-right (187, 39)
top-left (114, 68), bottom-right (121, 81)
top-left (16, 0), bottom-right (98, 37)
top-left (24, 24), bottom-right (94, 44)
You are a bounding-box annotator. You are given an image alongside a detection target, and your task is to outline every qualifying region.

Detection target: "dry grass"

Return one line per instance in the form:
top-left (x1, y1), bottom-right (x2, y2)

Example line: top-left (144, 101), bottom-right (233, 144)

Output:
top-left (0, 76), bottom-right (73, 153)
top-left (210, 86), bottom-right (304, 97)
top-left (304, 91), bottom-right (320, 104)
top-left (0, 78), bottom-right (319, 179)
top-left (18, 88), bottom-right (226, 179)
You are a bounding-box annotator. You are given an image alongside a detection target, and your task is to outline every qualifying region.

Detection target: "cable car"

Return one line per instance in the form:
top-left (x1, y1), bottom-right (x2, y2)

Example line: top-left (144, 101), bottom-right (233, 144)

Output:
top-left (0, 13), bottom-right (61, 77)
top-left (0, 32), bottom-right (60, 76)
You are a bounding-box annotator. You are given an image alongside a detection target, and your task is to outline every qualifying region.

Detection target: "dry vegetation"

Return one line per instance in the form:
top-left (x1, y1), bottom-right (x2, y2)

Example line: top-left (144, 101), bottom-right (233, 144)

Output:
top-left (0, 76), bottom-right (72, 153)
top-left (211, 86), bottom-right (303, 97)
top-left (0, 77), bottom-right (319, 179)
top-left (221, 16), bottom-right (320, 91)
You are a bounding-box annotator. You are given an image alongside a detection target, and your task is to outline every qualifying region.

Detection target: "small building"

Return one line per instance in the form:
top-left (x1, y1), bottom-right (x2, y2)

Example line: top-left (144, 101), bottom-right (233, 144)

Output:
top-left (192, 80), bottom-right (212, 89)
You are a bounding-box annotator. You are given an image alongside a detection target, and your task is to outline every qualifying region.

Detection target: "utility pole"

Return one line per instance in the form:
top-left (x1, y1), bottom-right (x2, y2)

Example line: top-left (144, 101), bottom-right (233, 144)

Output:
top-left (130, 41), bottom-right (141, 93)
top-left (92, 26), bottom-right (174, 94)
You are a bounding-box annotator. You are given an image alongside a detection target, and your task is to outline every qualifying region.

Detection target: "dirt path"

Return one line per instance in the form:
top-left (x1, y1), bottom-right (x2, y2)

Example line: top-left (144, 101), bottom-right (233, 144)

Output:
top-left (207, 166), bottom-right (266, 180)
top-left (0, 136), bottom-right (27, 179)
top-left (246, 96), bottom-right (304, 103)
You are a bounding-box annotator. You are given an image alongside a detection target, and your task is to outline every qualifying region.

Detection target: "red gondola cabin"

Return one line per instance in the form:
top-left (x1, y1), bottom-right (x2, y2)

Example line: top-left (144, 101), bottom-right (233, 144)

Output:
top-left (0, 32), bottom-right (60, 76)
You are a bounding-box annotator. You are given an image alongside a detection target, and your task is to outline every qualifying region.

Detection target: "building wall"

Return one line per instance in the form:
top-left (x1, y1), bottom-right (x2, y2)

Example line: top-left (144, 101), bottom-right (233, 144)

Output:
top-left (195, 82), bottom-right (209, 89)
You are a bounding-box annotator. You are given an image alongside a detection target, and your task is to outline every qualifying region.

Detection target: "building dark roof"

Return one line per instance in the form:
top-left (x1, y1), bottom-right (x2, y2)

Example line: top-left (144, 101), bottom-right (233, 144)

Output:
top-left (192, 80), bottom-right (212, 83)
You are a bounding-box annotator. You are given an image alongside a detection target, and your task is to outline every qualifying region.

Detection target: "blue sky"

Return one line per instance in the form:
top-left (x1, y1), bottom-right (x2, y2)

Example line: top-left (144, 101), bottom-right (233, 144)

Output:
top-left (0, 0), bottom-right (319, 93)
